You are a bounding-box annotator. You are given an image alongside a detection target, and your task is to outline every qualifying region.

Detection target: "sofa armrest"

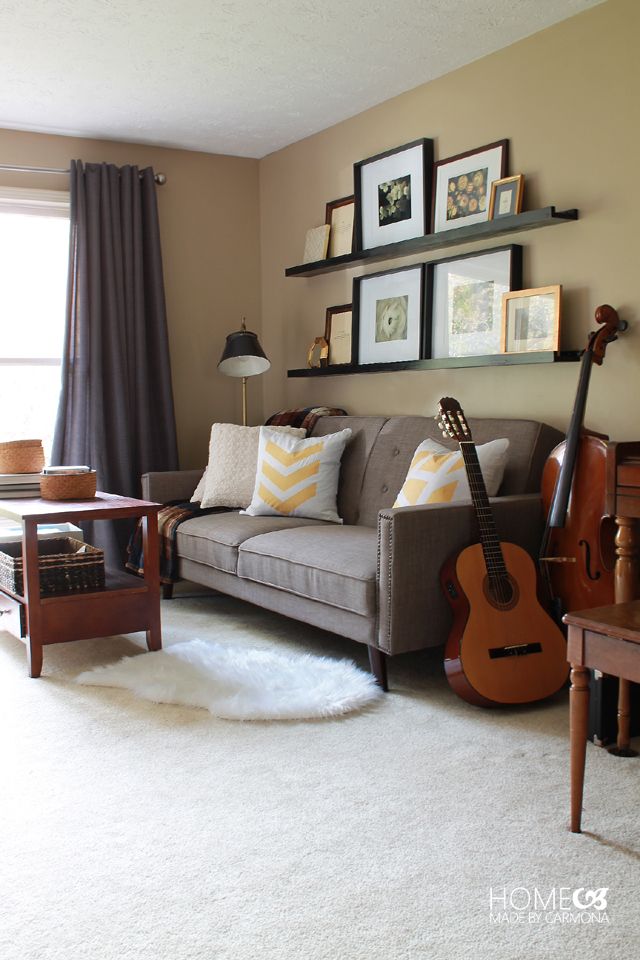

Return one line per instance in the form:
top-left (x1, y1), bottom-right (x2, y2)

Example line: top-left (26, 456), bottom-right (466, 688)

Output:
top-left (376, 494), bottom-right (544, 656)
top-left (141, 469), bottom-right (204, 503)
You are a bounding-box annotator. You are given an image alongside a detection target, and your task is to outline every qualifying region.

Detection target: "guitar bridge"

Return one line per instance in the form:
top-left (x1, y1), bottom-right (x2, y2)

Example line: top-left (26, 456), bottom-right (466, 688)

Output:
top-left (489, 642), bottom-right (543, 659)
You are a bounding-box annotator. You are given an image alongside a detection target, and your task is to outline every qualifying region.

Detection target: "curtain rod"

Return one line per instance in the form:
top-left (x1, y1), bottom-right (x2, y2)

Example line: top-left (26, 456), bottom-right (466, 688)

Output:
top-left (0, 163), bottom-right (167, 184)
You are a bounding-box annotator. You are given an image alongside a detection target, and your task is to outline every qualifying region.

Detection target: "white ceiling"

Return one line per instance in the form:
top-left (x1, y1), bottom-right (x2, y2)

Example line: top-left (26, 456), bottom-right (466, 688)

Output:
top-left (0, 0), bottom-right (603, 159)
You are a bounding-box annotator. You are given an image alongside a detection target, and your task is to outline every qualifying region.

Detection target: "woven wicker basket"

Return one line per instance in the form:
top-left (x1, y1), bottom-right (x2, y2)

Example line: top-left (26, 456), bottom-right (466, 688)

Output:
top-left (39, 471), bottom-right (97, 501)
top-left (0, 439), bottom-right (45, 474)
top-left (0, 537), bottom-right (105, 597)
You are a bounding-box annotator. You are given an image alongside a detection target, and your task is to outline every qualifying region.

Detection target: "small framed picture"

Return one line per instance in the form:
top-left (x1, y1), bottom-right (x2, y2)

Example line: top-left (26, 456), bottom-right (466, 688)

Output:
top-left (502, 285), bottom-right (562, 354)
top-left (324, 303), bottom-right (353, 365)
top-left (325, 196), bottom-right (355, 258)
top-left (353, 265), bottom-right (425, 365)
top-left (354, 139), bottom-right (434, 251)
top-left (489, 174), bottom-right (525, 219)
top-left (429, 245), bottom-right (522, 359)
top-left (432, 140), bottom-right (508, 233)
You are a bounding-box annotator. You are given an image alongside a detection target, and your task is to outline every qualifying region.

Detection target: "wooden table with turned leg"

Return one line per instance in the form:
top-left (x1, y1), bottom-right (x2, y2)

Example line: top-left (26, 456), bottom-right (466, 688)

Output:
top-left (0, 492), bottom-right (161, 677)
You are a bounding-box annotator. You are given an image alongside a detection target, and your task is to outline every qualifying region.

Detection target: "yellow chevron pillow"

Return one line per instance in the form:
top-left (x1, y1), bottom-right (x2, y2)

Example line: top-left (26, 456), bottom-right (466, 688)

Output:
top-left (393, 437), bottom-right (509, 508)
top-left (243, 427), bottom-right (352, 523)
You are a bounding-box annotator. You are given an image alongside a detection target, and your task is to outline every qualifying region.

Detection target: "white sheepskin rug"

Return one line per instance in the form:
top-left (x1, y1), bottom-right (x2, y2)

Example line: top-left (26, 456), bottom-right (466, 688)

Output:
top-left (76, 640), bottom-right (383, 720)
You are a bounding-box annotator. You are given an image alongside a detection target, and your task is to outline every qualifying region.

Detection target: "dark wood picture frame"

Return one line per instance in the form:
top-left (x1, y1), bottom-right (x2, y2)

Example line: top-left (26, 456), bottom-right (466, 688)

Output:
top-left (352, 263), bottom-right (427, 365)
top-left (431, 139), bottom-right (509, 233)
top-left (325, 196), bottom-right (355, 258)
top-left (353, 138), bottom-right (434, 252)
top-left (426, 243), bottom-right (523, 359)
top-left (489, 174), bottom-right (525, 220)
top-left (324, 303), bottom-right (353, 365)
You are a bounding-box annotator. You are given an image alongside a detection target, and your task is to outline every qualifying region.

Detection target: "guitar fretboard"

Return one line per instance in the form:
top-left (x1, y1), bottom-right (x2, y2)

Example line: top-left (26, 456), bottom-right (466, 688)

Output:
top-left (459, 441), bottom-right (507, 580)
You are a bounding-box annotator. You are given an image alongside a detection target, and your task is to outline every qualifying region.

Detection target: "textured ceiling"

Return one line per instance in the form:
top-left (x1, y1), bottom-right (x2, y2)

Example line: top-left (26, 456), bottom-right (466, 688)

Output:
top-left (0, 0), bottom-right (603, 158)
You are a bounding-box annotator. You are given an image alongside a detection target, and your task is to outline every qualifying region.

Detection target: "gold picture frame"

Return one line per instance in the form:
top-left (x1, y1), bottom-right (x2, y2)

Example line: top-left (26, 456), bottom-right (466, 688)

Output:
top-left (324, 303), bottom-right (353, 365)
top-left (489, 174), bottom-right (525, 220)
top-left (501, 285), bottom-right (561, 354)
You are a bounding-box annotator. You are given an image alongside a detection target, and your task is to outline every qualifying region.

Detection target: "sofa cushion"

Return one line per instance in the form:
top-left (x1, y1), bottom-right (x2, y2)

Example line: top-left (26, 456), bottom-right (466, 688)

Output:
top-left (237, 526), bottom-right (378, 617)
top-left (177, 512), bottom-right (327, 575)
top-left (243, 427), bottom-right (352, 523)
top-left (393, 437), bottom-right (509, 507)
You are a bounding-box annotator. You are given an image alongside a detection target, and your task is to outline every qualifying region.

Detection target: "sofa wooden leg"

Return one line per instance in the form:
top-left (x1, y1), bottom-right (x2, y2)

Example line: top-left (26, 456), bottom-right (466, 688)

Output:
top-left (368, 646), bottom-right (389, 691)
top-left (162, 583), bottom-right (174, 600)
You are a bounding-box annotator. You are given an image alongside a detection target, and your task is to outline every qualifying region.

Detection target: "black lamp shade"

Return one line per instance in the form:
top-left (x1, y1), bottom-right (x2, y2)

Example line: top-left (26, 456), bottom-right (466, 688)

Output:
top-left (218, 329), bottom-right (270, 378)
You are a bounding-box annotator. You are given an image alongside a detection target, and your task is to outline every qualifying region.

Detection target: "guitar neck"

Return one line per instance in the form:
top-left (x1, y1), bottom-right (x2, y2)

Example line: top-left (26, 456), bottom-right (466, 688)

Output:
top-left (459, 441), bottom-right (507, 578)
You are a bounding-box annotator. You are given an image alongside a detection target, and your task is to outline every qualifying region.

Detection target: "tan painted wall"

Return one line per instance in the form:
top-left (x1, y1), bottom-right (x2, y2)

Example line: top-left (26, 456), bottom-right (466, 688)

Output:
top-left (259, 0), bottom-right (640, 439)
top-left (0, 128), bottom-right (261, 468)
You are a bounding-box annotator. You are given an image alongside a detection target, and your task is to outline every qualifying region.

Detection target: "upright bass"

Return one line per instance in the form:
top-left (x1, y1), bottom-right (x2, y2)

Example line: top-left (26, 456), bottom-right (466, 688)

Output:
top-left (540, 304), bottom-right (627, 616)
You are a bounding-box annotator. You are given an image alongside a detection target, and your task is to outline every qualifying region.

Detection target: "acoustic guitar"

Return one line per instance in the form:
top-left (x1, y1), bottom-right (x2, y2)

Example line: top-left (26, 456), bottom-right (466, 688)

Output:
top-left (437, 397), bottom-right (568, 707)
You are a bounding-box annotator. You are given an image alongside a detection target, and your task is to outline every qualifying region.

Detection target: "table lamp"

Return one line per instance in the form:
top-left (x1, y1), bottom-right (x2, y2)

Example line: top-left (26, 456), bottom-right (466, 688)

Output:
top-left (218, 319), bottom-right (270, 425)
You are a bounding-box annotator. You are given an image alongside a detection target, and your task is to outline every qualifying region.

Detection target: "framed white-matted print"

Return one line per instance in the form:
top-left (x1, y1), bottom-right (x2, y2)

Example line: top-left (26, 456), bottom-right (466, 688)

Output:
top-left (429, 245), bottom-right (522, 359)
top-left (354, 139), bottom-right (434, 251)
top-left (353, 265), bottom-right (425, 365)
top-left (502, 285), bottom-right (561, 353)
top-left (432, 140), bottom-right (508, 233)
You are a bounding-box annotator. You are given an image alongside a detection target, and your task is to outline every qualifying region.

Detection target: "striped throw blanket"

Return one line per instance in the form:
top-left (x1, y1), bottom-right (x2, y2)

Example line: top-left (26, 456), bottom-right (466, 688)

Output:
top-left (126, 406), bottom-right (347, 583)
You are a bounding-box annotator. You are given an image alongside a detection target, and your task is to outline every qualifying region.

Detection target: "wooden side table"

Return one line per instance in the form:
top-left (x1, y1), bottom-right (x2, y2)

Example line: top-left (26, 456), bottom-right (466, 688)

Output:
top-left (0, 492), bottom-right (161, 677)
top-left (565, 601), bottom-right (640, 832)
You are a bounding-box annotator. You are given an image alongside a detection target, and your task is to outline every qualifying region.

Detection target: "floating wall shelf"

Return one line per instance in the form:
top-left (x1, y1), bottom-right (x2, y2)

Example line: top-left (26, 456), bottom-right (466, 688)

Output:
top-left (285, 207), bottom-right (578, 278)
top-left (287, 351), bottom-right (581, 378)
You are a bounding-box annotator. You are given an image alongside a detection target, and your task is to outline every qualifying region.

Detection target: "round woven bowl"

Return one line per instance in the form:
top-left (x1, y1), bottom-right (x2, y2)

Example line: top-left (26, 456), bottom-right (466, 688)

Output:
top-left (39, 471), bottom-right (97, 501)
top-left (0, 439), bottom-right (45, 474)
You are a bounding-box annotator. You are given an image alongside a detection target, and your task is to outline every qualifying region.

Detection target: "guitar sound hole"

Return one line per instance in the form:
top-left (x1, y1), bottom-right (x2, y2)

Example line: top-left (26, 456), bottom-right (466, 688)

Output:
top-left (483, 574), bottom-right (519, 610)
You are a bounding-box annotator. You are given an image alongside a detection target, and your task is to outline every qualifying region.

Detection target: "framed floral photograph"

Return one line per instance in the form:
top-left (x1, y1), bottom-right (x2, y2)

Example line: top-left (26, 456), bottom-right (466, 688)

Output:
top-left (431, 140), bottom-right (508, 233)
top-left (489, 174), bottom-right (525, 220)
top-left (325, 196), bottom-right (355, 258)
top-left (324, 303), bottom-right (353, 365)
top-left (353, 265), bottom-right (426, 365)
top-left (502, 285), bottom-right (561, 353)
top-left (429, 245), bottom-right (522, 359)
top-left (354, 139), bottom-right (434, 251)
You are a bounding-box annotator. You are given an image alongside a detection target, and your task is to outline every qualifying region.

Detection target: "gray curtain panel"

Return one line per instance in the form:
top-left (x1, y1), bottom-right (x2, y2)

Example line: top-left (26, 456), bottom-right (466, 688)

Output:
top-left (52, 160), bottom-right (179, 566)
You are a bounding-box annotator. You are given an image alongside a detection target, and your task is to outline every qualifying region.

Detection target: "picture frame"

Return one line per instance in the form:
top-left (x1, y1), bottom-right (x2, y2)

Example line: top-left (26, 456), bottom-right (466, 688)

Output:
top-left (325, 196), bottom-right (355, 258)
top-left (428, 245), bottom-right (523, 359)
top-left (489, 174), bottom-right (525, 220)
top-left (431, 140), bottom-right (508, 233)
top-left (501, 285), bottom-right (562, 354)
top-left (353, 264), bottom-right (426, 365)
top-left (324, 303), bottom-right (353, 365)
top-left (354, 138), bottom-right (434, 251)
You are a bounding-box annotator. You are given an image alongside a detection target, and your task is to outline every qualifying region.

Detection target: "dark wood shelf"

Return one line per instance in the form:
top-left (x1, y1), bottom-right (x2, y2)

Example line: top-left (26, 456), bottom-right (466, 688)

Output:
top-left (288, 351), bottom-right (581, 378)
top-left (285, 207), bottom-right (578, 278)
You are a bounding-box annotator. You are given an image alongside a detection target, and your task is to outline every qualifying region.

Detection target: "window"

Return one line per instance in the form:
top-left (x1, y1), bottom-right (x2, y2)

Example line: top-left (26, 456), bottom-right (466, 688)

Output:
top-left (0, 187), bottom-right (70, 459)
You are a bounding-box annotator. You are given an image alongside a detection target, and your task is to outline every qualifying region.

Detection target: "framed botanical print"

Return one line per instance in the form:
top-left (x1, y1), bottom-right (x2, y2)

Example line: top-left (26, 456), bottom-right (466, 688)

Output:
top-left (432, 140), bottom-right (508, 233)
top-left (428, 245), bottom-right (523, 359)
top-left (354, 138), bottom-right (434, 251)
top-left (353, 265), bottom-right (426, 365)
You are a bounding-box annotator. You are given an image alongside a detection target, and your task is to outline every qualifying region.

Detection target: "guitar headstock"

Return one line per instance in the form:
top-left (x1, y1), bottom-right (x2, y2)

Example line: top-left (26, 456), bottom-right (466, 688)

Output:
top-left (436, 397), bottom-right (474, 445)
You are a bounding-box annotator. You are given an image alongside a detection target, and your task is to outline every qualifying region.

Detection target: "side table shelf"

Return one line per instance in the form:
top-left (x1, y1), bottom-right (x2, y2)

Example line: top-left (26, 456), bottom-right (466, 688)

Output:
top-left (0, 492), bottom-right (162, 678)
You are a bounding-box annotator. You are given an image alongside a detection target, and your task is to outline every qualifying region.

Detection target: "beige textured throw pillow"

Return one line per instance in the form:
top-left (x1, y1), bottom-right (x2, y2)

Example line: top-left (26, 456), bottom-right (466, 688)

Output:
top-left (194, 423), bottom-right (306, 509)
top-left (243, 427), bottom-right (352, 523)
top-left (393, 437), bottom-right (509, 507)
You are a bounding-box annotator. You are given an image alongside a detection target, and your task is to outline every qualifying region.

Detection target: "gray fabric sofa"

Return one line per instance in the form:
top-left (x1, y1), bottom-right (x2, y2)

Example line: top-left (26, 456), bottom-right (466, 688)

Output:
top-left (142, 415), bottom-right (562, 688)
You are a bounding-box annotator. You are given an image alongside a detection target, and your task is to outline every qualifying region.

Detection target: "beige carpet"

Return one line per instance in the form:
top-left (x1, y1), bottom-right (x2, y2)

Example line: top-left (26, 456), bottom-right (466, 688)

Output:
top-left (1, 589), bottom-right (639, 960)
